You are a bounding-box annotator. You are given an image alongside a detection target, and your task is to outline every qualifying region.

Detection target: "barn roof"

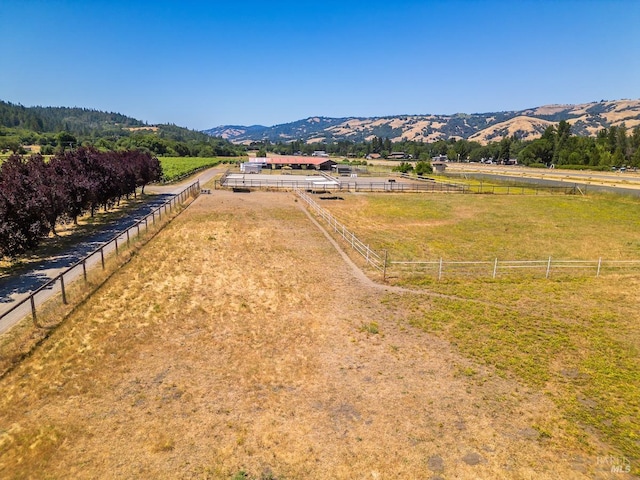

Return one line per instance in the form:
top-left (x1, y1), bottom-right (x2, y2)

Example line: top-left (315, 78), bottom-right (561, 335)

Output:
top-left (266, 156), bottom-right (336, 166)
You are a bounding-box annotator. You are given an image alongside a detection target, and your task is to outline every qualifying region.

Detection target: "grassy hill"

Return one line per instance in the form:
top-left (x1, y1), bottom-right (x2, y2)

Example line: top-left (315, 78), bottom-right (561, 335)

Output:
top-left (204, 99), bottom-right (640, 145)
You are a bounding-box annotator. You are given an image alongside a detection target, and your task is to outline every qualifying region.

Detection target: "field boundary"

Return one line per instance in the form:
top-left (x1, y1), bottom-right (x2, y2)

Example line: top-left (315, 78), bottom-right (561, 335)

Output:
top-left (0, 181), bottom-right (201, 335)
top-left (390, 257), bottom-right (640, 280)
top-left (219, 171), bottom-right (580, 195)
top-left (295, 189), bottom-right (386, 273)
top-left (296, 189), bottom-right (640, 281)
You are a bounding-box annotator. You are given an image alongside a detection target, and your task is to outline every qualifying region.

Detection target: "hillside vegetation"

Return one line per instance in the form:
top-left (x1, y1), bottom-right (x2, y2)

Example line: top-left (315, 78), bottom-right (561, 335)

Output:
top-left (206, 99), bottom-right (640, 145)
top-left (0, 100), bottom-right (243, 158)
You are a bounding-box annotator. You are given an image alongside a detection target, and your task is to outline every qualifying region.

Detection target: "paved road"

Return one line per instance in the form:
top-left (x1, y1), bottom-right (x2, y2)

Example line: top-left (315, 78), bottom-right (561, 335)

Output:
top-left (0, 167), bottom-right (222, 334)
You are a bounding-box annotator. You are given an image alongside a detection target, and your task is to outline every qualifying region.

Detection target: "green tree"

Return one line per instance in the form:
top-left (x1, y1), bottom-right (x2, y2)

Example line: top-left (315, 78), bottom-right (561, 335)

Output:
top-left (392, 161), bottom-right (413, 173)
top-left (414, 161), bottom-right (433, 175)
top-left (498, 137), bottom-right (512, 161)
top-left (56, 131), bottom-right (77, 152)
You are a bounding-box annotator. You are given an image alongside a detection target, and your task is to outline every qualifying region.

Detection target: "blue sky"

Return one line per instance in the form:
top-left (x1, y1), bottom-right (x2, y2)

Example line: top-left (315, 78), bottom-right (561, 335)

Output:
top-left (1, 0), bottom-right (639, 130)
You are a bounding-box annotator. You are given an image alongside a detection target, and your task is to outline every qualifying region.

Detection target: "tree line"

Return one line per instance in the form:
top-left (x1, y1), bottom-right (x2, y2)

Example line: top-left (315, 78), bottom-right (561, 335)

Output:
top-left (253, 121), bottom-right (640, 169)
top-left (0, 148), bottom-right (161, 258)
top-left (0, 101), bottom-right (244, 158)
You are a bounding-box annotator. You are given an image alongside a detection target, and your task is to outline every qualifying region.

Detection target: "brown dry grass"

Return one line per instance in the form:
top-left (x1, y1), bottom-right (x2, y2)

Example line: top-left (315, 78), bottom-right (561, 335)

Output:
top-left (0, 191), bottom-right (624, 479)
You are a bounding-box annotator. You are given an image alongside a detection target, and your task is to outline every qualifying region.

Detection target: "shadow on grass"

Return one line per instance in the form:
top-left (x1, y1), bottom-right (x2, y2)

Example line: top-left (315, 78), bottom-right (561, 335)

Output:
top-left (0, 193), bottom-right (173, 301)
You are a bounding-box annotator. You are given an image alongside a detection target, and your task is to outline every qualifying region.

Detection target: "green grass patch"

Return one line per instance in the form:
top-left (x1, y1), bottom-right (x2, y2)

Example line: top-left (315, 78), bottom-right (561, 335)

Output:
top-left (398, 275), bottom-right (640, 463)
top-left (321, 191), bottom-right (640, 463)
top-left (159, 156), bottom-right (240, 182)
top-left (323, 192), bottom-right (640, 261)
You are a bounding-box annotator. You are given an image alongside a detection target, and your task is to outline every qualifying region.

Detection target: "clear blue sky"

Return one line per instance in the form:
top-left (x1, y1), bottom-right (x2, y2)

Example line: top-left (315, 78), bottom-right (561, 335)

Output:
top-left (1, 0), bottom-right (638, 130)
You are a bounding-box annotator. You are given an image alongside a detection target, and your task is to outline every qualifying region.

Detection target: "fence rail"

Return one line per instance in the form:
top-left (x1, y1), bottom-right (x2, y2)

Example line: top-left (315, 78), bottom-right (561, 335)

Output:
top-left (220, 176), bottom-right (467, 193)
top-left (220, 174), bottom-right (579, 195)
top-left (0, 181), bottom-right (201, 334)
top-left (295, 189), bottom-right (386, 272)
top-left (296, 190), bottom-right (640, 281)
top-left (389, 257), bottom-right (640, 280)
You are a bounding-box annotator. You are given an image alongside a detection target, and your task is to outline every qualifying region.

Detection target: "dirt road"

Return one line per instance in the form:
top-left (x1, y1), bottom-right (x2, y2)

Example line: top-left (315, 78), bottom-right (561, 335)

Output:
top-left (0, 190), bottom-right (616, 478)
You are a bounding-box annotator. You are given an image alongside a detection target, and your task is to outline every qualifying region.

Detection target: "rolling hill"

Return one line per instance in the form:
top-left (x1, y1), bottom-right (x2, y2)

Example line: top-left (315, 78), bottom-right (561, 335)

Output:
top-left (204, 99), bottom-right (640, 145)
top-left (0, 100), bottom-right (214, 143)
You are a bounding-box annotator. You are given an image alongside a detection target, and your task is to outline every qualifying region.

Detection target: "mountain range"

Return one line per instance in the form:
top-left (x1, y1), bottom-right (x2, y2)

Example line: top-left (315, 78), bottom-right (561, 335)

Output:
top-left (203, 99), bottom-right (640, 145)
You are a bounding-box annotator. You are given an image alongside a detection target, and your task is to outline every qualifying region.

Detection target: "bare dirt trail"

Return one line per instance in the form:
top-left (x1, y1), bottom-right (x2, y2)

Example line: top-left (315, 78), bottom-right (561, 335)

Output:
top-left (0, 190), bottom-right (611, 479)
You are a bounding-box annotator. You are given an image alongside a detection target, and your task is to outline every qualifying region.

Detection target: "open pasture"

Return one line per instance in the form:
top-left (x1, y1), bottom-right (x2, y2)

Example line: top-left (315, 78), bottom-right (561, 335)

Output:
top-left (319, 191), bottom-right (640, 467)
top-left (1, 190), bottom-right (627, 478)
top-left (320, 192), bottom-right (640, 262)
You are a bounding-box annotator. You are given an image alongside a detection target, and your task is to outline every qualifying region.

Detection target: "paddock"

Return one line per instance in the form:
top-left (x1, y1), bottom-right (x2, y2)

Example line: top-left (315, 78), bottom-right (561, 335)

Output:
top-left (219, 173), bottom-right (462, 193)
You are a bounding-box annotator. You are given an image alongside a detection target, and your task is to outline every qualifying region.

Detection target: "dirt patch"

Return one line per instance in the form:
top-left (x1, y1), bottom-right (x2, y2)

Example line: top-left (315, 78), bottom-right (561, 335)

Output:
top-left (0, 191), bottom-right (613, 478)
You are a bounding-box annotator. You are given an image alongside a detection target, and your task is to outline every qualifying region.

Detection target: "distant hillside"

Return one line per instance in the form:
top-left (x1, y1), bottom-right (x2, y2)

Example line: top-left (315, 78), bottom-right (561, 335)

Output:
top-left (0, 100), bottom-right (241, 157)
top-left (204, 99), bottom-right (640, 145)
top-left (0, 100), bottom-right (214, 144)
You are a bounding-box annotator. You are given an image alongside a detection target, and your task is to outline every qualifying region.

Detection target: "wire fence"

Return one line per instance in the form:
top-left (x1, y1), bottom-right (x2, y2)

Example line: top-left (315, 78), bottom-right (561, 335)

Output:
top-left (397, 173), bottom-right (581, 195)
top-left (296, 189), bottom-right (640, 281)
top-left (0, 181), bottom-right (201, 334)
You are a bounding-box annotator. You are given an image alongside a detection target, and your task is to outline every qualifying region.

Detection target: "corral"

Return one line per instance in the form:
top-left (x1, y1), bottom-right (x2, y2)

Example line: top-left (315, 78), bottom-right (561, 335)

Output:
top-left (219, 172), bottom-right (468, 193)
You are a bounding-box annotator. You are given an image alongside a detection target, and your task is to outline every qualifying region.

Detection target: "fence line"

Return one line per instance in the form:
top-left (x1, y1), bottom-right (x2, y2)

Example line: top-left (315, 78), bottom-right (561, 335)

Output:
top-left (221, 176), bottom-right (467, 193)
top-left (295, 191), bottom-right (640, 281)
top-left (388, 257), bottom-right (640, 280)
top-left (295, 189), bottom-right (386, 273)
top-left (0, 181), bottom-right (201, 334)
top-left (220, 174), bottom-right (578, 195)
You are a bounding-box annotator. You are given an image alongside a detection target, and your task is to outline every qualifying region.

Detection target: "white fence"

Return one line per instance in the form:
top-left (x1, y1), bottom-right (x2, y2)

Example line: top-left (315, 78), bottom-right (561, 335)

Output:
top-left (295, 189), bottom-right (386, 273)
top-left (296, 189), bottom-right (640, 281)
top-left (391, 257), bottom-right (640, 280)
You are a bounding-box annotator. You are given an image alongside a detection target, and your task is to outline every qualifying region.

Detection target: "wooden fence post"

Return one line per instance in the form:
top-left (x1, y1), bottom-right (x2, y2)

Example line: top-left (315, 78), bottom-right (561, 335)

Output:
top-left (60, 275), bottom-right (67, 305)
top-left (596, 257), bottom-right (602, 277)
top-left (438, 257), bottom-right (443, 281)
top-left (493, 258), bottom-right (498, 279)
top-left (30, 295), bottom-right (37, 326)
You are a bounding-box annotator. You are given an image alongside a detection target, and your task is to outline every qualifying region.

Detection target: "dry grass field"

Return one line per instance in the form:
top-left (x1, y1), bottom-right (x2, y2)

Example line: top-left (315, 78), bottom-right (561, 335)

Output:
top-left (0, 190), bottom-right (636, 478)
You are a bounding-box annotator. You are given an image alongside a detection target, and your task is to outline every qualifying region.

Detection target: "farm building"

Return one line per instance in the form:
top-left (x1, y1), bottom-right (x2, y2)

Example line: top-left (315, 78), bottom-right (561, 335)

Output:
top-left (240, 162), bottom-right (263, 174)
top-left (266, 156), bottom-right (336, 171)
top-left (388, 152), bottom-right (411, 160)
top-left (432, 161), bottom-right (447, 173)
top-left (240, 157), bottom-right (268, 173)
top-left (333, 164), bottom-right (353, 175)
